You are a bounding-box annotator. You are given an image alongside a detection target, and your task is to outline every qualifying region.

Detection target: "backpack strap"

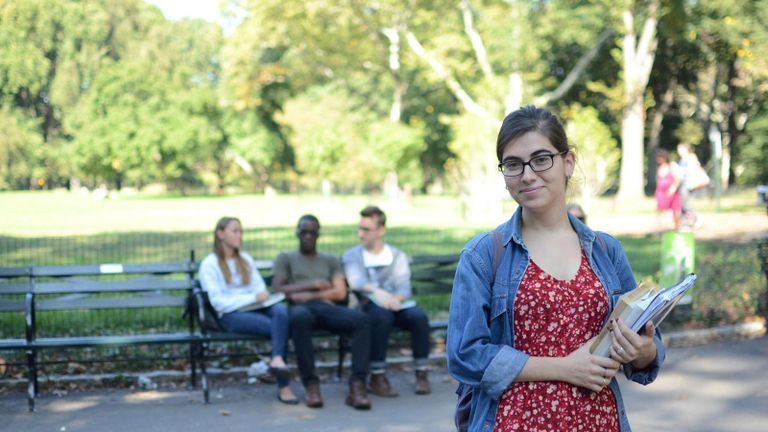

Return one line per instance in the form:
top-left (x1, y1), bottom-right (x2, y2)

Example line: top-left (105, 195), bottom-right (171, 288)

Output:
top-left (594, 230), bottom-right (607, 253)
top-left (490, 229), bottom-right (505, 285)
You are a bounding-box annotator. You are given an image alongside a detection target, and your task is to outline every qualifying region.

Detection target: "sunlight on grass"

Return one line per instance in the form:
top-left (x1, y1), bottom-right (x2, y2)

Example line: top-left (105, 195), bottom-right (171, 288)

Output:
top-left (0, 189), bottom-right (762, 237)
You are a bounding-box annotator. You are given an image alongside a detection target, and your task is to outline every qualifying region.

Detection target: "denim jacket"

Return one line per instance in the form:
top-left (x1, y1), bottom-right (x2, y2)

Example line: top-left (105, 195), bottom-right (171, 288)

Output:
top-left (447, 208), bottom-right (666, 432)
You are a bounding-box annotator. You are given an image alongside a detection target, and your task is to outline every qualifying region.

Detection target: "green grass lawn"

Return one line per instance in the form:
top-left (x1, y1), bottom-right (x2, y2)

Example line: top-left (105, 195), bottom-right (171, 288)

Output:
top-left (0, 189), bottom-right (765, 341)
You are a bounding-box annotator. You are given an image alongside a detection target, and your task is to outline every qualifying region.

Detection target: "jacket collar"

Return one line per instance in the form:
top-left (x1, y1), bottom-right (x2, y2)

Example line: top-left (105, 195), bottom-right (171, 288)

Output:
top-left (498, 206), bottom-right (597, 249)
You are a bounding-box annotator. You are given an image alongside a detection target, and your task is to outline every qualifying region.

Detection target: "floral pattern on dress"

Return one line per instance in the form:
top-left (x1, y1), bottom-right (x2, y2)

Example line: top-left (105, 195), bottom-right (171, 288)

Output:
top-left (494, 249), bottom-right (618, 432)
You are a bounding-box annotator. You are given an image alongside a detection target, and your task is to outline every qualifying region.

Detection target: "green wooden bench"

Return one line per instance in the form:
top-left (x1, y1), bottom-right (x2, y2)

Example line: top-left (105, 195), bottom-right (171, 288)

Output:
top-left (0, 262), bottom-right (199, 412)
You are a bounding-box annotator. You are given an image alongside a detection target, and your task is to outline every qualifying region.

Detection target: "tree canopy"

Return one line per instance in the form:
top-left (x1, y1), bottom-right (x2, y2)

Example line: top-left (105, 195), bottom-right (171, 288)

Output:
top-left (0, 0), bottom-right (766, 196)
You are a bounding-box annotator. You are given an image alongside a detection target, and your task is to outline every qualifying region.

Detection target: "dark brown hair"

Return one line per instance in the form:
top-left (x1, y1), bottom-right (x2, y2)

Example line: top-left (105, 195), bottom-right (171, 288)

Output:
top-left (496, 106), bottom-right (568, 162)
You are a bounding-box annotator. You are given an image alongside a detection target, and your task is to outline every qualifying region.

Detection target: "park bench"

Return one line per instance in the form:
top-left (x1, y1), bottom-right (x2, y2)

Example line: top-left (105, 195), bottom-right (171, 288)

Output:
top-left (0, 262), bottom-right (200, 412)
top-left (188, 253), bottom-right (460, 403)
top-left (0, 253), bottom-right (460, 409)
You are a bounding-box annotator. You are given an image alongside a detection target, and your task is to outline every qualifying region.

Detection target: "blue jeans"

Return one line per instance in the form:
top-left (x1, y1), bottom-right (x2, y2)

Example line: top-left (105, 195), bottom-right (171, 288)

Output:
top-left (363, 301), bottom-right (430, 372)
top-left (219, 303), bottom-right (290, 388)
top-left (289, 300), bottom-right (371, 385)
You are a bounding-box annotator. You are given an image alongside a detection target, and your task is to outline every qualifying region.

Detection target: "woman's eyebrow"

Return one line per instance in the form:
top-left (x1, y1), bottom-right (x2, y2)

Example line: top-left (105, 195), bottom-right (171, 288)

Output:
top-left (501, 149), bottom-right (554, 162)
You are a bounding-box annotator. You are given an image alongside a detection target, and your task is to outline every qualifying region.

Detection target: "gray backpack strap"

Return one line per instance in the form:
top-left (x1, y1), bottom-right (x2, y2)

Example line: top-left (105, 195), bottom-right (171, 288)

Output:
top-left (490, 229), bottom-right (504, 285)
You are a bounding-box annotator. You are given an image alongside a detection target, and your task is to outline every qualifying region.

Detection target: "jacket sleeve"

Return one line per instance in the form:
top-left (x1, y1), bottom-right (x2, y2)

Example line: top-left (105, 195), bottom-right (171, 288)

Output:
top-left (604, 234), bottom-right (666, 384)
top-left (447, 245), bottom-right (529, 400)
top-left (342, 248), bottom-right (367, 290)
top-left (389, 249), bottom-right (412, 299)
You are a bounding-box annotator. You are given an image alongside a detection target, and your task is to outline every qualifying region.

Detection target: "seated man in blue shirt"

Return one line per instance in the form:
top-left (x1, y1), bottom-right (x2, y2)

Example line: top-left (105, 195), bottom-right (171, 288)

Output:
top-left (342, 206), bottom-right (431, 397)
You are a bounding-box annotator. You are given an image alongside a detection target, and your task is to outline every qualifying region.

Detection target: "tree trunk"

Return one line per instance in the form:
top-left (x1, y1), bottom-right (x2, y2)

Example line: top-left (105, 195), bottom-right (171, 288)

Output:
top-left (618, 102), bottom-right (647, 199)
top-left (617, 1), bottom-right (658, 200)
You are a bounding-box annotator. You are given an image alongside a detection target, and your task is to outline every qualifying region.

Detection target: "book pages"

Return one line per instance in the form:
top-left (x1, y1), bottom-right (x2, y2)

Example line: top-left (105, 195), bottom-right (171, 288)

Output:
top-left (590, 274), bottom-right (697, 358)
top-left (237, 292), bottom-right (286, 312)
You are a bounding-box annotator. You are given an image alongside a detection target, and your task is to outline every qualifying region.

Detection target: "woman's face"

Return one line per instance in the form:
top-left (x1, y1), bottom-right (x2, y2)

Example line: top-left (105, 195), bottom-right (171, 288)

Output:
top-left (500, 131), bottom-right (574, 210)
top-left (217, 220), bottom-right (243, 251)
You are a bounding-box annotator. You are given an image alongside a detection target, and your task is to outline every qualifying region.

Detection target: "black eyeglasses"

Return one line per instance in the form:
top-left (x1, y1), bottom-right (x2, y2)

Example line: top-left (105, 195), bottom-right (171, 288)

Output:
top-left (498, 150), bottom-right (568, 177)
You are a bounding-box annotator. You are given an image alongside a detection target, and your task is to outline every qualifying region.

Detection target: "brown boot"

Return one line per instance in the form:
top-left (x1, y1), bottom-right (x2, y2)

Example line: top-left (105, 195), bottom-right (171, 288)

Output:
top-left (304, 382), bottom-right (323, 408)
top-left (368, 373), bottom-right (399, 397)
top-left (345, 380), bottom-right (371, 410)
top-left (414, 370), bottom-right (431, 395)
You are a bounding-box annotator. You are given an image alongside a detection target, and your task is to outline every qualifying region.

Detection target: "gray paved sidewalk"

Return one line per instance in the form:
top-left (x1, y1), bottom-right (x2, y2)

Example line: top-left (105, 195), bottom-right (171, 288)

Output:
top-left (1, 336), bottom-right (766, 431)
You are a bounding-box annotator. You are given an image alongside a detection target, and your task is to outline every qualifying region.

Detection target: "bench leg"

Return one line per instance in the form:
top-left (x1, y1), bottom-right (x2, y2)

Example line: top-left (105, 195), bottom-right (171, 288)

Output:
top-left (198, 342), bottom-right (209, 404)
top-left (189, 342), bottom-right (197, 390)
top-left (26, 349), bottom-right (36, 412)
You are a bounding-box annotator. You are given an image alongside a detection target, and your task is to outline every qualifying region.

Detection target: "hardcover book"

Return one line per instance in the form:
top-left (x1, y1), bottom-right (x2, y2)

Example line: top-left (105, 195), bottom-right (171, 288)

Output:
top-left (591, 274), bottom-right (697, 357)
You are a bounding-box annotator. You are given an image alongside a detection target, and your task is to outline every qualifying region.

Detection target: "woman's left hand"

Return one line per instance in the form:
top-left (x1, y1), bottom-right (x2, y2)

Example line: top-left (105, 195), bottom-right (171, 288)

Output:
top-left (609, 319), bottom-right (657, 369)
top-left (256, 291), bottom-right (269, 302)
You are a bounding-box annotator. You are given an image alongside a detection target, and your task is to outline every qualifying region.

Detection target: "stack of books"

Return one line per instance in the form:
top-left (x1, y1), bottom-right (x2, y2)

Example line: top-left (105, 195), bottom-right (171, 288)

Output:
top-left (591, 273), bottom-right (697, 357)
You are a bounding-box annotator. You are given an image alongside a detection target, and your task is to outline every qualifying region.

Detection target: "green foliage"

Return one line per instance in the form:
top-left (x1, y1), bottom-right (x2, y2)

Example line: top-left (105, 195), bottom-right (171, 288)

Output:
top-left (1, 0), bottom-right (767, 193)
top-left (281, 85), bottom-right (425, 191)
top-left (736, 112), bottom-right (768, 185)
top-left (0, 108), bottom-right (43, 189)
top-left (563, 104), bottom-right (620, 199)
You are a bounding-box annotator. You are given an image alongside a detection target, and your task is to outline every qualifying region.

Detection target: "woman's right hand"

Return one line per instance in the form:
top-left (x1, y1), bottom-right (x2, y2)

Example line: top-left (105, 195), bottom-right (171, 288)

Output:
top-left (256, 291), bottom-right (269, 302)
top-left (562, 338), bottom-right (621, 392)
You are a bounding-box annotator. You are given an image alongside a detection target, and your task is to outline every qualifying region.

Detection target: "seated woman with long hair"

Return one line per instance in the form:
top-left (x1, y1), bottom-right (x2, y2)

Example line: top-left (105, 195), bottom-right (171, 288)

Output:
top-left (198, 217), bottom-right (298, 404)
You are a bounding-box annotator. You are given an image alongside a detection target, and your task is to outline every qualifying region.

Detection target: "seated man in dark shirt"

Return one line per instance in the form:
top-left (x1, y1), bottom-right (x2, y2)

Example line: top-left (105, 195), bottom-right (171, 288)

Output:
top-left (272, 214), bottom-right (372, 410)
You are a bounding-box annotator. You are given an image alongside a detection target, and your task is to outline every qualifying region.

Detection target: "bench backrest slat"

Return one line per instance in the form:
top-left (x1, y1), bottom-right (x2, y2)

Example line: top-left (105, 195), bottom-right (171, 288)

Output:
top-left (0, 299), bottom-right (25, 312)
top-left (33, 279), bottom-right (192, 295)
top-left (0, 282), bottom-right (32, 294)
top-left (0, 267), bottom-right (33, 277)
top-left (32, 262), bottom-right (193, 277)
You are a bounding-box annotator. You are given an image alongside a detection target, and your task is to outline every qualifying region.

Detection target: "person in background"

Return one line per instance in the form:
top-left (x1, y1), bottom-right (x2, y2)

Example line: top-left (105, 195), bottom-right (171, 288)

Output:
top-left (566, 203), bottom-right (587, 225)
top-left (447, 106), bottom-right (664, 431)
top-left (272, 215), bottom-right (373, 410)
top-left (676, 142), bottom-right (707, 228)
top-left (655, 149), bottom-right (683, 231)
top-left (198, 217), bottom-right (297, 404)
top-left (342, 205), bottom-right (432, 397)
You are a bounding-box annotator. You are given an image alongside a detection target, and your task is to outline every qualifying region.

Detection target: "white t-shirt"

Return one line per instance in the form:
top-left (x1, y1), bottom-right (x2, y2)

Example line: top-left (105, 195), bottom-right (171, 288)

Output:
top-left (362, 244), bottom-right (394, 268)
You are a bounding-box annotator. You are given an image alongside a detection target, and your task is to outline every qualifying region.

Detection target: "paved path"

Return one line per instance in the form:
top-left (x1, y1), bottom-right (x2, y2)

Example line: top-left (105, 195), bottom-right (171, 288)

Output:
top-left (2, 336), bottom-right (766, 431)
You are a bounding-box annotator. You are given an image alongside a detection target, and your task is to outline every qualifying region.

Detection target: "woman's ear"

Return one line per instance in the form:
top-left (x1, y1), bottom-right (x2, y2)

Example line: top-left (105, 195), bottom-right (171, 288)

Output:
top-left (564, 150), bottom-right (576, 178)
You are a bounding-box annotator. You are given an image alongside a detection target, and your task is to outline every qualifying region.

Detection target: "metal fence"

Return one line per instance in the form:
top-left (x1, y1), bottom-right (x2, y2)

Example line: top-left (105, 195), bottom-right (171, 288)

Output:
top-left (0, 225), bottom-right (478, 267)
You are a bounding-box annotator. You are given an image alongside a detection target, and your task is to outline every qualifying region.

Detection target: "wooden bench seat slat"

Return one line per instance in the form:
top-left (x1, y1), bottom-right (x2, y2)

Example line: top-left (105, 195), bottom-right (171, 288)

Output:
top-left (30, 333), bottom-right (200, 349)
top-left (37, 295), bottom-right (186, 311)
top-left (0, 338), bottom-right (27, 349)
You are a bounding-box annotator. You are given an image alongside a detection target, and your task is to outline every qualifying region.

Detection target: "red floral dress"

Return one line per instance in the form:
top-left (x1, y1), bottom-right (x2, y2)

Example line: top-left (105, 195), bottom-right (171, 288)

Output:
top-left (494, 249), bottom-right (619, 432)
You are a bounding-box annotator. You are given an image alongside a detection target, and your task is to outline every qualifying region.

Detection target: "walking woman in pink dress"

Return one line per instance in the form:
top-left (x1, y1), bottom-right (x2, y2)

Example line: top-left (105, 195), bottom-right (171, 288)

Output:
top-left (654, 149), bottom-right (682, 231)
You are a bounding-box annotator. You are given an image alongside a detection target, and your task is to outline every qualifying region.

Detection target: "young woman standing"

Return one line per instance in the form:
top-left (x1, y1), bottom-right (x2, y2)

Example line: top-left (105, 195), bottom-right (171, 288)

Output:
top-left (448, 106), bottom-right (665, 431)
